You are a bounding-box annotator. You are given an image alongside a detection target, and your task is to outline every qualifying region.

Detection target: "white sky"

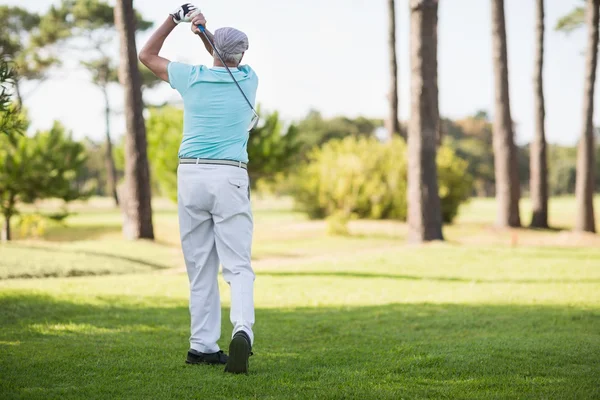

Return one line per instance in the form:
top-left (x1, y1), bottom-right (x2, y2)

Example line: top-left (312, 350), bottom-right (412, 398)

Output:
top-left (2, 0), bottom-right (597, 145)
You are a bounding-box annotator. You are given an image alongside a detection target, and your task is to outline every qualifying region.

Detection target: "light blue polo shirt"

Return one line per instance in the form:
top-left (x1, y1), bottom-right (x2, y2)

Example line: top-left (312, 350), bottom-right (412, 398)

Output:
top-left (168, 62), bottom-right (258, 163)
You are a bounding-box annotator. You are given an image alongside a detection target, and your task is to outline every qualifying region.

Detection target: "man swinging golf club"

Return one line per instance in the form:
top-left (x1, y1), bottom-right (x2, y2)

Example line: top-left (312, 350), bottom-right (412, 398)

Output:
top-left (139, 3), bottom-right (257, 374)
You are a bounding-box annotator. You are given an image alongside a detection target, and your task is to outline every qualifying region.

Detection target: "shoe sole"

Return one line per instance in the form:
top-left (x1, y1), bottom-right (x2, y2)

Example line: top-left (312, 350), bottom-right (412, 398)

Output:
top-left (224, 336), bottom-right (250, 374)
top-left (186, 356), bottom-right (227, 365)
top-left (186, 359), bottom-right (225, 365)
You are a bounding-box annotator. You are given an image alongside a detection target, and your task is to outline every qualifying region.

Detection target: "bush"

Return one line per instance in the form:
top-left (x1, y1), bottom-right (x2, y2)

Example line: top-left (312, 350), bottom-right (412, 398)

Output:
top-left (437, 146), bottom-right (473, 223)
top-left (293, 137), bottom-right (472, 229)
top-left (1, 121), bottom-right (91, 240)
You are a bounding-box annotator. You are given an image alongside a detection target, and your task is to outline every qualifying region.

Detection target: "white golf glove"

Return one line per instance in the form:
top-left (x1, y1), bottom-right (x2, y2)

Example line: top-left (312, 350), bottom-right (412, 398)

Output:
top-left (170, 3), bottom-right (199, 24)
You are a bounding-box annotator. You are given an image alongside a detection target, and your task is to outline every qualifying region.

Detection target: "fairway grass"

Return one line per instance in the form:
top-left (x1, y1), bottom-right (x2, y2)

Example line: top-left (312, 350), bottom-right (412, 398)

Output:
top-left (1, 245), bottom-right (600, 399)
top-left (1, 196), bottom-right (599, 398)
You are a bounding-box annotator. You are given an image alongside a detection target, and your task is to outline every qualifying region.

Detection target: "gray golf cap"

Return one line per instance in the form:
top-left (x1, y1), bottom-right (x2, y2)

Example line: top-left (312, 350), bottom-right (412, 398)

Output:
top-left (214, 27), bottom-right (249, 55)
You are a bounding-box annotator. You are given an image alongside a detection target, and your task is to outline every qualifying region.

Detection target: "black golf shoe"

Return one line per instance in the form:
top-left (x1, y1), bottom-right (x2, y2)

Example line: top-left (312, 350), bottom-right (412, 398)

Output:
top-left (186, 349), bottom-right (228, 365)
top-left (224, 331), bottom-right (253, 374)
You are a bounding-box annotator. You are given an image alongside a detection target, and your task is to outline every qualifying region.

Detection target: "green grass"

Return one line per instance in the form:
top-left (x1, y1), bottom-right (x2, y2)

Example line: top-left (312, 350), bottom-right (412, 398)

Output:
top-left (1, 196), bottom-right (599, 398)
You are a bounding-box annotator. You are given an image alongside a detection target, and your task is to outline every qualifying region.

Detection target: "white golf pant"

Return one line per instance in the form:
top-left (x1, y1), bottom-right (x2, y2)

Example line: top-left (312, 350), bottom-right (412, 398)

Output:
top-left (178, 163), bottom-right (254, 354)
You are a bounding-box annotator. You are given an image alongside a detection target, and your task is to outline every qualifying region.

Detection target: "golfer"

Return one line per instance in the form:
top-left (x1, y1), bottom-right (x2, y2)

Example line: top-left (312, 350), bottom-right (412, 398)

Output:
top-left (139, 3), bottom-right (257, 374)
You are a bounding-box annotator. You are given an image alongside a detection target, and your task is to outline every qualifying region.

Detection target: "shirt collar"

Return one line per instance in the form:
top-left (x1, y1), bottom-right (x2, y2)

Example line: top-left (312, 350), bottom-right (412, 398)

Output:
top-left (211, 66), bottom-right (239, 72)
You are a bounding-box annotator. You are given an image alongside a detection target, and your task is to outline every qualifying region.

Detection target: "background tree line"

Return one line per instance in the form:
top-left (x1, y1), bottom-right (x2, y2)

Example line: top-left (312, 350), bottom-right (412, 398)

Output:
top-left (2, 0), bottom-right (599, 242)
top-left (76, 107), bottom-right (600, 203)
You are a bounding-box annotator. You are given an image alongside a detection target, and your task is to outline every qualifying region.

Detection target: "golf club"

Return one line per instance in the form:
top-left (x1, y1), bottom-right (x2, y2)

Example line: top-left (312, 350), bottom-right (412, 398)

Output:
top-left (196, 22), bottom-right (259, 132)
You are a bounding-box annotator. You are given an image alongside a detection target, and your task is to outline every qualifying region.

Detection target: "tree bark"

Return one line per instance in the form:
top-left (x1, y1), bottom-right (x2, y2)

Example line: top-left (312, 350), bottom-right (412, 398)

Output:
top-left (491, 0), bottom-right (521, 228)
top-left (407, 0), bottom-right (444, 242)
top-left (114, 0), bottom-right (154, 240)
top-left (530, 0), bottom-right (549, 228)
top-left (387, 0), bottom-right (402, 140)
top-left (1, 214), bottom-right (10, 242)
top-left (575, 0), bottom-right (599, 233)
top-left (102, 86), bottom-right (120, 207)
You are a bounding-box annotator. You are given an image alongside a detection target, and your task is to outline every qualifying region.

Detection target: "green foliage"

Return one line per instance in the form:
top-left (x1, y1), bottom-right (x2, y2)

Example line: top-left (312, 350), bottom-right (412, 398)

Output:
top-left (80, 139), bottom-right (117, 197)
top-left (0, 6), bottom-right (66, 89)
top-left (0, 122), bottom-right (92, 240)
top-left (247, 111), bottom-right (301, 187)
top-left (548, 145), bottom-right (578, 195)
top-left (51, 0), bottom-right (153, 32)
top-left (437, 146), bottom-right (474, 223)
top-left (555, 5), bottom-right (585, 33)
top-left (0, 60), bottom-right (26, 137)
top-left (146, 107), bottom-right (183, 202)
top-left (293, 136), bottom-right (472, 232)
top-left (295, 110), bottom-right (383, 156)
top-left (48, 0), bottom-right (158, 91)
top-left (294, 137), bottom-right (408, 221)
top-left (81, 57), bottom-right (119, 88)
top-left (442, 113), bottom-right (495, 197)
top-left (17, 213), bottom-right (48, 239)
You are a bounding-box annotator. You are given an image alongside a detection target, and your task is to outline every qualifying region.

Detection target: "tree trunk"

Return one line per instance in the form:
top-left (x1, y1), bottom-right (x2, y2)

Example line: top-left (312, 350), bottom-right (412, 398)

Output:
top-left (491, 0), bottom-right (521, 228)
top-left (114, 0), bottom-right (154, 240)
top-left (1, 214), bottom-right (10, 242)
top-left (387, 0), bottom-right (402, 140)
top-left (530, 0), bottom-right (549, 228)
top-left (575, 0), bottom-right (599, 233)
top-left (407, 0), bottom-right (444, 242)
top-left (102, 86), bottom-right (120, 207)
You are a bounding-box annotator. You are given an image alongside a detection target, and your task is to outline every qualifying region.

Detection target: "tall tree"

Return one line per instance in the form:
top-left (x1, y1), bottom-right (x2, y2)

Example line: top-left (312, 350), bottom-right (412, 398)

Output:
top-left (491, 0), bottom-right (521, 228)
top-left (530, 0), bottom-right (549, 228)
top-left (114, 0), bottom-right (154, 240)
top-left (575, 0), bottom-right (599, 233)
top-left (48, 0), bottom-right (155, 207)
top-left (83, 58), bottom-right (121, 206)
top-left (407, 0), bottom-right (443, 242)
top-left (387, 0), bottom-right (401, 140)
top-left (556, 0), bottom-right (598, 233)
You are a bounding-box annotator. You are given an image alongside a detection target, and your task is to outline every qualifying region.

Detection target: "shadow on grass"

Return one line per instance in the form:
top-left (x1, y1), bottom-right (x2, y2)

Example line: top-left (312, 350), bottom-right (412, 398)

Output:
top-left (526, 225), bottom-right (570, 233)
top-left (1, 293), bottom-right (599, 399)
top-left (7, 245), bottom-right (171, 271)
top-left (256, 271), bottom-right (600, 284)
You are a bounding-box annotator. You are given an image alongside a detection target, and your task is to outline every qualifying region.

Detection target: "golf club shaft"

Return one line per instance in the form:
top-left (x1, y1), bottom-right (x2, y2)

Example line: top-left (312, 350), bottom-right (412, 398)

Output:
top-left (198, 25), bottom-right (258, 118)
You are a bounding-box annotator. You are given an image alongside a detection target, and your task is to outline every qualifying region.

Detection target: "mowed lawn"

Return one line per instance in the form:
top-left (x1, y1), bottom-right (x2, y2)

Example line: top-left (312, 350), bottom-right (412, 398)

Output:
top-left (1, 197), bottom-right (600, 399)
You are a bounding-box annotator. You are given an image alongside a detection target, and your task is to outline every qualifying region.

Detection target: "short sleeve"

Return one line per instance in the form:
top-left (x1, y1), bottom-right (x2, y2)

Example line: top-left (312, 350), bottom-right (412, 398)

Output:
top-left (167, 62), bottom-right (194, 95)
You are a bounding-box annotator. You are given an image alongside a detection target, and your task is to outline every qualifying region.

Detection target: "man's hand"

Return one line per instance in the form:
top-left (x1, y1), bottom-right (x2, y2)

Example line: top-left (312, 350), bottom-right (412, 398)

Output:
top-left (190, 13), bottom-right (207, 35)
top-left (170, 3), bottom-right (199, 24)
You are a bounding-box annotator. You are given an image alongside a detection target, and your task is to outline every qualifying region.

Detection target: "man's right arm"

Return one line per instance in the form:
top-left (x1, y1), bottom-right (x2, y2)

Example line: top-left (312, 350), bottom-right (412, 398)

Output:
top-left (191, 14), bottom-right (215, 56)
top-left (139, 17), bottom-right (177, 82)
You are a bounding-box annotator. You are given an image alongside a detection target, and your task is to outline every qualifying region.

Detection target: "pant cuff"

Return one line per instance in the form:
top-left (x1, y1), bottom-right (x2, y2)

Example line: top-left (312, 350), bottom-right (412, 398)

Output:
top-left (190, 343), bottom-right (220, 354)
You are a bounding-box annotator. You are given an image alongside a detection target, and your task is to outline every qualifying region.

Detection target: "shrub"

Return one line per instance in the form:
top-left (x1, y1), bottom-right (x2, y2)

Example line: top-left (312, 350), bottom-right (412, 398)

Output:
top-left (436, 146), bottom-right (473, 223)
top-left (293, 137), bottom-right (472, 229)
